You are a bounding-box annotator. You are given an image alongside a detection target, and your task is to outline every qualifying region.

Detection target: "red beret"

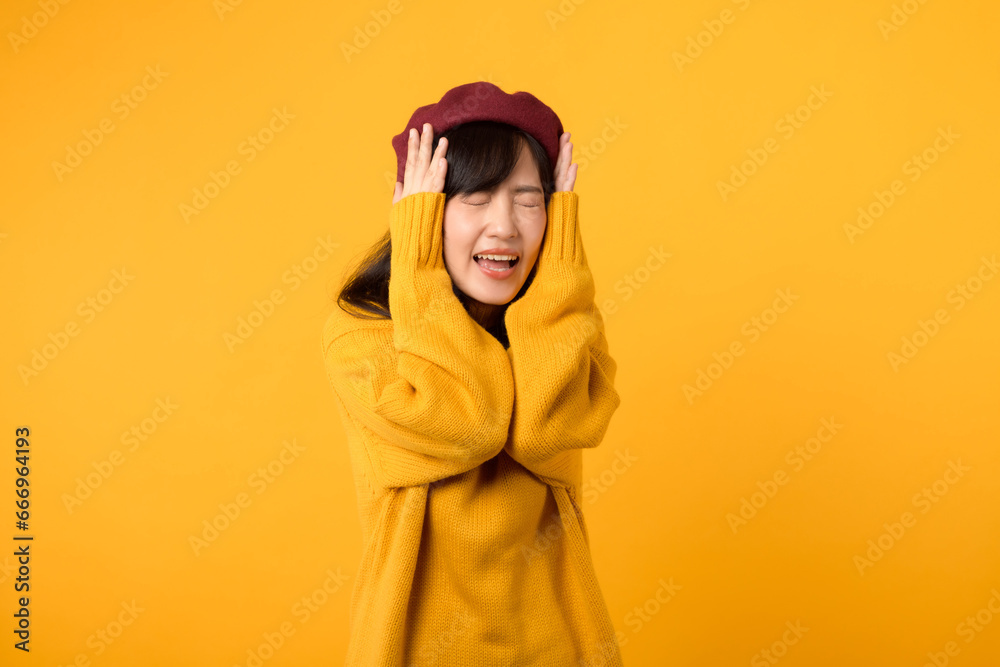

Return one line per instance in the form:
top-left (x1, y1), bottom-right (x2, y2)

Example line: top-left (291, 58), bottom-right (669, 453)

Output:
top-left (392, 81), bottom-right (564, 185)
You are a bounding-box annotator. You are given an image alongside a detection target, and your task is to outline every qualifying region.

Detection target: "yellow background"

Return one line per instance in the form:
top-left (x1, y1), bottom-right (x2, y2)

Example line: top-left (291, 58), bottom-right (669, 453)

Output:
top-left (3, 0), bottom-right (999, 664)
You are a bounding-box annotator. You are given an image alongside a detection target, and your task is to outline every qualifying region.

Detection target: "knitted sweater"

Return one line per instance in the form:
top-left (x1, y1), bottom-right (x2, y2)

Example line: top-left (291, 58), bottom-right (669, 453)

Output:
top-left (321, 190), bottom-right (623, 665)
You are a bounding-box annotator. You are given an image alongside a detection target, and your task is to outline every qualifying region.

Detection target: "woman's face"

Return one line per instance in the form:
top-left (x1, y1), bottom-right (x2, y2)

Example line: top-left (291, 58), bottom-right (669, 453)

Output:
top-left (442, 142), bottom-right (547, 307)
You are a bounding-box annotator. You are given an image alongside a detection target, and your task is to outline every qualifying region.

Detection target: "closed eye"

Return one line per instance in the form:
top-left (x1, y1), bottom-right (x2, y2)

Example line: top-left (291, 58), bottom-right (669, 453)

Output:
top-left (465, 200), bottom-right (539, 207)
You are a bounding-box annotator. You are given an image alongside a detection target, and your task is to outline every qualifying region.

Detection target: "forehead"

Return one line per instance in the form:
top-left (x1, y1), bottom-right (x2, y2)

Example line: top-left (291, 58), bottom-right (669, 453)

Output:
top-left (506, 142), bottom-right (542, 185)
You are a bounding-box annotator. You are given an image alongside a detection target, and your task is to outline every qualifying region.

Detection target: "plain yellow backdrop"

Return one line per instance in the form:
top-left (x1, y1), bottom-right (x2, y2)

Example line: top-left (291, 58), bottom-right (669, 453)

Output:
top-left (3, 0), bottom-right (999, 665)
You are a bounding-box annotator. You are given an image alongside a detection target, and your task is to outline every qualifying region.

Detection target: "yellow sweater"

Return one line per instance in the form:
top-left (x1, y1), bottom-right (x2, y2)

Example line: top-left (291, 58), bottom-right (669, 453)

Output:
top-left (321, 190), bottom-right (623, 665)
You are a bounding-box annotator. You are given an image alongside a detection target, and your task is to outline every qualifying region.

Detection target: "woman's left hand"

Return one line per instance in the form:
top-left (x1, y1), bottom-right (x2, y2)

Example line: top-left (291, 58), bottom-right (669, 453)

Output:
top-left (554, 131), bottom-right (577, 192)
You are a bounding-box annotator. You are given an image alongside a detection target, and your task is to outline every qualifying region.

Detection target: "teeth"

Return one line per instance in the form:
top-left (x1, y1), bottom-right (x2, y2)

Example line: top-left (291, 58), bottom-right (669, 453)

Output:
top-left (474, 253), bottom-right (517, 261)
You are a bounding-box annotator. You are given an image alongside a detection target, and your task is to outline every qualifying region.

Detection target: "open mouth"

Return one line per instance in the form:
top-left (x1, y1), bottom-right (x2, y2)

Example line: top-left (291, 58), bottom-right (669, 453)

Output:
top-left (473, 253), bottom-right (519, 272)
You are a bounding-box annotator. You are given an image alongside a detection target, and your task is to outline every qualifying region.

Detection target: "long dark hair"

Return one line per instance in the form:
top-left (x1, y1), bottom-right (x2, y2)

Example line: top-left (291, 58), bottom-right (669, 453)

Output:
top-left (332, 120), bottom-right (555, 346)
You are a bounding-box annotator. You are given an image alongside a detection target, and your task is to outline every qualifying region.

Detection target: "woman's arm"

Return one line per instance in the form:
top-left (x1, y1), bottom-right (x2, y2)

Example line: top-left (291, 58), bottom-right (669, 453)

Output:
top-left (324, 192), bottom-right (513, 488)
top-left (502, 190), bottom-right (621, 489)
top-left (323, 126), bottom-right (513, 488)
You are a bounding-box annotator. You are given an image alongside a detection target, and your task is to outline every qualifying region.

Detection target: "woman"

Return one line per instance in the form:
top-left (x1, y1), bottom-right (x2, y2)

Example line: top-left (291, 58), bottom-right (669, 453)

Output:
top-left (321, 82), bottom-right (623, 665)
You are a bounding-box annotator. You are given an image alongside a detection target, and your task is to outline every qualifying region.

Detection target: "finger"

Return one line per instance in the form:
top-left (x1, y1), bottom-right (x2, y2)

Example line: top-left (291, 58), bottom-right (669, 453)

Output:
top-left (428, 137), bottom-right (448, 192)
top-left (555, 140), bottom-right (571, 189)
top-left (417, 122), bottom-right (433, 179)
top-left (432, 136), bottom-right (448, 166)
top-left (430, 156), bottom-right (447, 193)
top-left (554, 132), bottom-right (567, 174)
top-left (402, 128), bottom-right (417, 196)
top-left (393, 181), bottom-right (402, 204)
top-left (559, 138), bottom-right (576, 191)
top-left (565, 141), bottom-right (574, 184)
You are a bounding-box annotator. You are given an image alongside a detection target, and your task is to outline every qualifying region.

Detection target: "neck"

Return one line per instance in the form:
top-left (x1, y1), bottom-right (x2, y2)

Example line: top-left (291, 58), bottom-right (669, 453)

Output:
top-left (462, 294), bottom-right (504, 332)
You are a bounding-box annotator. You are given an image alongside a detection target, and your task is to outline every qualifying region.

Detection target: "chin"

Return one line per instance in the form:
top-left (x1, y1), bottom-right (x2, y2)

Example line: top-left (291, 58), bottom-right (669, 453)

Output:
top-left (465, 286), bottom-right (518, 306)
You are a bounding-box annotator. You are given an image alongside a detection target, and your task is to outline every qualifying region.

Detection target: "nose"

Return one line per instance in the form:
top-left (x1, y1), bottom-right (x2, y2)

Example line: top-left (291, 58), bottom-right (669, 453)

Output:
top-left (484, 200), bottom-right (518, 238)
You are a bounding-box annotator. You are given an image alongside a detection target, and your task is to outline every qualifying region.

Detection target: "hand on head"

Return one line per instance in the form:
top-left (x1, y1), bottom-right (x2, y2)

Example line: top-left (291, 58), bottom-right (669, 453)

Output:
top-left (392, 124), bottom-right (576, 203)
top-left (393, 123), bottom-right (448, 205)
top-left (554, 132), bottom-right (577, 193)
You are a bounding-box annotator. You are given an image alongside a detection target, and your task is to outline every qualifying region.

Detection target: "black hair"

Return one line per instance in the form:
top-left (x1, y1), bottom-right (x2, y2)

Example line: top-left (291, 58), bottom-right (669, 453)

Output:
top-left (330, 120), bottom-right (554, 347)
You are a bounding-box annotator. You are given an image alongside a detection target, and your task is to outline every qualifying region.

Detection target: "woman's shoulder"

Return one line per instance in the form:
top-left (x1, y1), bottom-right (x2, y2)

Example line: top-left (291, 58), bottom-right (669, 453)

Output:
top-left (322, 302), bottom-right (393, 353)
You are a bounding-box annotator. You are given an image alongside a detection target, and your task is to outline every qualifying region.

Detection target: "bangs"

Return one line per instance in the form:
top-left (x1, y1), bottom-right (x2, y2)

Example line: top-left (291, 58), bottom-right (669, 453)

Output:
top-left (433, 121), bottom-right (553, 206)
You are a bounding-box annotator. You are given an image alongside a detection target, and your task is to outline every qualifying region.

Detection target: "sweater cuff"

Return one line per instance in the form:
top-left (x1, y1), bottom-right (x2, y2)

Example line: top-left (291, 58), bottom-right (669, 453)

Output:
top-left (540, 191), bottom-right (583, 264)
top-left (390, 192), bottom-right (446, 271)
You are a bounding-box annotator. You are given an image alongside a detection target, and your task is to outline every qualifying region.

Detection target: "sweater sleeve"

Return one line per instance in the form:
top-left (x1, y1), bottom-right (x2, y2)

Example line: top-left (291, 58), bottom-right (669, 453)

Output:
top-left (502, 191), bottom-right (622, 489)
top-left (322, 192), bottom-right (514, 488)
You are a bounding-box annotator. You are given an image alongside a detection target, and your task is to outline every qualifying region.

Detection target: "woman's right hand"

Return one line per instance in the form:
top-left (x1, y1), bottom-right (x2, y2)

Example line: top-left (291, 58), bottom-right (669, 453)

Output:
top-left (392, 122), bottom-right (448, 205)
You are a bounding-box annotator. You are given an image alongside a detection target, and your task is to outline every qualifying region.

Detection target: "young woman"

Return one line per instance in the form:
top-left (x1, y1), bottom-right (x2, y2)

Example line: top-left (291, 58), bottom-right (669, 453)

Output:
top-left (321, 85), bottom-right (623, 665)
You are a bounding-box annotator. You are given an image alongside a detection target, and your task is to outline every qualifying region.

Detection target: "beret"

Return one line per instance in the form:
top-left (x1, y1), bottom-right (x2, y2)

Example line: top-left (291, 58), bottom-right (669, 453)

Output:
top-left (391, 81), bottom-right (564, 185)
